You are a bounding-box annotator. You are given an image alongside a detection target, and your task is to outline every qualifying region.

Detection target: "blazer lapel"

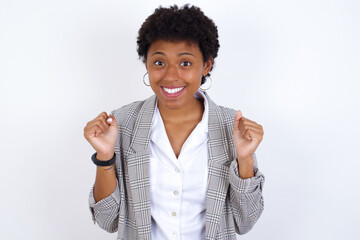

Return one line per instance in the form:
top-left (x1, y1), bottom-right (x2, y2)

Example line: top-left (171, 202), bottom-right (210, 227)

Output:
top-left (205, 92), bottom-right (234, 239)
top-left (126, 95), bottom-right (156, 240)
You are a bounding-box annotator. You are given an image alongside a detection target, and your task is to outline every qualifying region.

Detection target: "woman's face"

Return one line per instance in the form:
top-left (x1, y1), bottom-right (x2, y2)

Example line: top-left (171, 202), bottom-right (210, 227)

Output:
top-left (145, 39), bottom-right (212, 111)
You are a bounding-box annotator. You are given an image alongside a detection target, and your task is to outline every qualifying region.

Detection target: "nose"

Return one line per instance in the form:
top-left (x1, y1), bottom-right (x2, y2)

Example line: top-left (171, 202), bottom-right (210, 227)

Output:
top-left (164, 64), bottom-right (179, 82)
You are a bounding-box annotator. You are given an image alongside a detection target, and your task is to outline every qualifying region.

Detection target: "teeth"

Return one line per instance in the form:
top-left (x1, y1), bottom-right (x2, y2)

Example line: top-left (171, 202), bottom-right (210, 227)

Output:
top-left (163, 87), bottom-right (184, 94)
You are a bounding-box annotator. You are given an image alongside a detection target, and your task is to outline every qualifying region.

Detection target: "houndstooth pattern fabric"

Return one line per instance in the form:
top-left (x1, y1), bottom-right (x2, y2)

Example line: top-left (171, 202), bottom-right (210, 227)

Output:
top-left (89, 92), bottom-right (265, 240)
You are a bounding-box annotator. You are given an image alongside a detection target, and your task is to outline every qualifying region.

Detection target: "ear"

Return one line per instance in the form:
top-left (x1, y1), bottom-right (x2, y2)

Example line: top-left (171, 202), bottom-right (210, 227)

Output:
top-left (202, 56), bottom-right (214, 76)
top-left (144, 58), bottom-right (148, 72)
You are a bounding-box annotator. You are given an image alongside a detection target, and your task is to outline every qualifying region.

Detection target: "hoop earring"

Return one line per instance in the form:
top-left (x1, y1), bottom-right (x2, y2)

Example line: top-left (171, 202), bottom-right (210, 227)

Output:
top-left (143, 72), bottom-right (150, 86)
top-left (200, 76), bottom-right (212, 91)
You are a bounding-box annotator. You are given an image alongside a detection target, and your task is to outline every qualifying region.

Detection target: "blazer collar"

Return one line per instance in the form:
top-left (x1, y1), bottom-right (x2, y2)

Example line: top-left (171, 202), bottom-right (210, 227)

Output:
top-left (128, 91), bottom-right (226, 153)
top-left (128, 94), bottom-right (157, 153)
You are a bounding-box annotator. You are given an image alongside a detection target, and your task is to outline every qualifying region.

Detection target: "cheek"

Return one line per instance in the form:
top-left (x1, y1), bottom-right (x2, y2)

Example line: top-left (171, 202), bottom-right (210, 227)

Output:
top-left (148, 70), bottom-right (164, 83)
top-left (181, 68), bottom-right (203, 81)
top-left (181, 73), bottom-right (202, 90)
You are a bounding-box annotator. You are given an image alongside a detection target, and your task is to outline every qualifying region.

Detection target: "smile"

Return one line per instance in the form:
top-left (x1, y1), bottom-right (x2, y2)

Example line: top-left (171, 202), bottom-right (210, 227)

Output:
top-left (162, 87), bottom-right (185, 94)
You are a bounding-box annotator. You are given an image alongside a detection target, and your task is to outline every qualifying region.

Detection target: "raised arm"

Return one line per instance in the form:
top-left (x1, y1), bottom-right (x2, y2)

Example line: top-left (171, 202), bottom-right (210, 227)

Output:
top-left (230, 110), bottom-right (265, 234)
top-left (84, 111), bottom-right (120, 232)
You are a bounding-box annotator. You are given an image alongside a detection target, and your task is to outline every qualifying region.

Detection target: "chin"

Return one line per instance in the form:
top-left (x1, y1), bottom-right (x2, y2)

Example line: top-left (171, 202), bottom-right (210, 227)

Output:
top-left (162, 102), bottom-right (183, 110)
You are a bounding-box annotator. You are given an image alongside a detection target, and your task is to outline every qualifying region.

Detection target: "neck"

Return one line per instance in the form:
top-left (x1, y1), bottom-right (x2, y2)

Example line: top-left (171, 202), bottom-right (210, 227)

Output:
top-left (158, 96), bottom-right (204, 124)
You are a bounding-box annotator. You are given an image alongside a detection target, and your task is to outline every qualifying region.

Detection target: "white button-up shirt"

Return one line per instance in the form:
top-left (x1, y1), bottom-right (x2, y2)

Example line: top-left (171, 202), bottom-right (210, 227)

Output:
top-left (150, 91), bottom-right (209, 240)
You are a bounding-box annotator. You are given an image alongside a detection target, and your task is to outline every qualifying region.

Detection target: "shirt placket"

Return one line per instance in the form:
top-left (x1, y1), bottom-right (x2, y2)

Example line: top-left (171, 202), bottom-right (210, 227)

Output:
top-left (169, 159), bottom-right (182, 239)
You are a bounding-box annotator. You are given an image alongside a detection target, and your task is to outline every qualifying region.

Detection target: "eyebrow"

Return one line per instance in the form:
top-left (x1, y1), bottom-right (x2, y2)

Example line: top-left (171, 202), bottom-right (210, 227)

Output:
top-left (179, 52), bottom-right (194, 56)
top-left (151, 51), bottom-right (194, 57)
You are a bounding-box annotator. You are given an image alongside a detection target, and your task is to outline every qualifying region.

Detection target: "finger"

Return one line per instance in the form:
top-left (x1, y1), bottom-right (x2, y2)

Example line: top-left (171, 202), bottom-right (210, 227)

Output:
top-left (244, 129), bottom-right (253, 141)
top-left (98, 119), bottom-right (108, 132)
top-left (240, 124), bottom-right (263, 136)
top-left (243, 129), bottom-right (263, 143)
top-left (95, 112), bottom-right (108, 127)
top-left (98, 112), bottom-right (108, 123)
top-left (106, 115), bottom-right (116, 126)
top-left (84, 122), bottom-right (99, 139)
top-left (235, 110), bottom-right (242, 121)
top-left (233, 110), bottom-right (243, 131)
top-left (83, 125), bottom-right (90, 140)
top-left (98, 112), bottom-right (114, 128)
top-left (88, 125), bottom-right (104, 138)
top-left (84, 112), bottom-right (110, 140)
top-left (239, 117), bottom-right (259, 127)
top-left (88, 119), bottom-right (108, 134)
top-left (98, 111), bottom-right (108, 119)
top-left (239, 119), bottom-right (263, 132)
top-left (239, 120), bottom-right (263, 131)
top-left (99, 112), bottom-right (116, 127)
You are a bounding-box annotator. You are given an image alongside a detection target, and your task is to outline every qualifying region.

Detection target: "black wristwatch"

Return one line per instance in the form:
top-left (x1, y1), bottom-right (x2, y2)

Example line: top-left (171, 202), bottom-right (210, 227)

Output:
top-left (91, 152), bottom-right (116, 166)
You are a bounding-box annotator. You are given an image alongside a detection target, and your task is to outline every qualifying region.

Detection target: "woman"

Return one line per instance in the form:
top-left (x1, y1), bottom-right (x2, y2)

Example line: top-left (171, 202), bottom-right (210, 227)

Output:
top-left (84, 4), bottom-right (265, 240)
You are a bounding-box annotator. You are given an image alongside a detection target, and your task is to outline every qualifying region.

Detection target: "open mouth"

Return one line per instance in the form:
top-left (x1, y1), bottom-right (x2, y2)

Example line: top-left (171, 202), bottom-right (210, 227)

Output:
top-left (162, 87), bottom-right (185, 94)
top-left (161, 86), bottom-right (186, 97)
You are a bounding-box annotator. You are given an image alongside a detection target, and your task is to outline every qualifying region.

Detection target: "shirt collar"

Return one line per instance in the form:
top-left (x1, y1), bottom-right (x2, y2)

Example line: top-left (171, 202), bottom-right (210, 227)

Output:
top-left (151, 90), bottom-right (209, 140)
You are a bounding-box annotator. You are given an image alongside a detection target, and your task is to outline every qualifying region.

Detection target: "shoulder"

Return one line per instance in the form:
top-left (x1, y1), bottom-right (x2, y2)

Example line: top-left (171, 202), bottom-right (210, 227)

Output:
top-left (204, 92), bottom-right (237, 161)
top-left (110, 95), bottom-right (156, 127)
top-left (204, 92), bottom-right (237, 126)
top-left (217, 105), bottom-right (237, 123)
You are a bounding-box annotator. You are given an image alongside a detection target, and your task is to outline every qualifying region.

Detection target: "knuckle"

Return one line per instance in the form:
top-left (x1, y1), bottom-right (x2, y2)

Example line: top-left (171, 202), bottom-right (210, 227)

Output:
top-left (98, 112), bottom-right (107, 119)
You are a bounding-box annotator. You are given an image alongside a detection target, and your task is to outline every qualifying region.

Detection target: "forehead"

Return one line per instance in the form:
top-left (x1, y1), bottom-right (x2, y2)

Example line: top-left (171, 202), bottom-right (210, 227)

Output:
top-left (147, 39), bottom-right (202, 56)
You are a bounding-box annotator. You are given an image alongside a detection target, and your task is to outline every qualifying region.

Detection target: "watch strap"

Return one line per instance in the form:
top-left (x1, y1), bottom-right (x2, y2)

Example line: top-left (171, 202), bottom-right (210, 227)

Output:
top-left (91, 152), bottom-right (116, 166)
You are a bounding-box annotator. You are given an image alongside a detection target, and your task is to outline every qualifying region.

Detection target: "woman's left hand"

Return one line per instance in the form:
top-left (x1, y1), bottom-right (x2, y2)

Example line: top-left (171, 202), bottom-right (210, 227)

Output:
top-left (233, 110), bottom-right (264, 162)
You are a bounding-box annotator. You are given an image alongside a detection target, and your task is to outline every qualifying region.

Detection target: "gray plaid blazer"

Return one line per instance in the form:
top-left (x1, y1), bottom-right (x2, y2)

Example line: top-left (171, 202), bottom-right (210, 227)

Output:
top-left (89, 92), bottom-right (265, 240)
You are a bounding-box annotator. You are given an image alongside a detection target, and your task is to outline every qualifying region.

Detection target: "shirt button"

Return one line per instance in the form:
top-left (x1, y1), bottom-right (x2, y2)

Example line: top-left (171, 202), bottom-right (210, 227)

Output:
top-left (171, 212), bottom-right (176, 217)
top-left (173, 190), bottom-right (179, 195)
top-left (175, 167), bottom-right (180, 173)
top-left (172, 232), bottom-right (177, 238)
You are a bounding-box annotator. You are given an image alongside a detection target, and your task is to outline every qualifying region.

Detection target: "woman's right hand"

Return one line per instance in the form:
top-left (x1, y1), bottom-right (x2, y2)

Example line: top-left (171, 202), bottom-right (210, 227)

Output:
top-left (84, 112), bottom-right (118, 160)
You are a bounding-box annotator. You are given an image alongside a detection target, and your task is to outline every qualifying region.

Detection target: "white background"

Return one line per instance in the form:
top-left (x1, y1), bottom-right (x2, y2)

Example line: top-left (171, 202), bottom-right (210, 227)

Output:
top-left (1, 0), bottom-right (359, 239)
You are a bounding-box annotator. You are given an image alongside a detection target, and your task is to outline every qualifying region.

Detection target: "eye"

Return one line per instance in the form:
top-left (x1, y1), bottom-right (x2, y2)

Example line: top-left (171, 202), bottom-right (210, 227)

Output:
top-left (181, 61), bottom-right (191, 67)
top-left (154, 60), bottom-right (164, 66)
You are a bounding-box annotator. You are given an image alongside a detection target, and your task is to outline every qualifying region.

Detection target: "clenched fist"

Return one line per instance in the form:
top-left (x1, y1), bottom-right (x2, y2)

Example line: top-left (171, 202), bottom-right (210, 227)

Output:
top-left (83, 112), bottom-right (118, 160)
top-left (233, 110), bottom-right (264, 162)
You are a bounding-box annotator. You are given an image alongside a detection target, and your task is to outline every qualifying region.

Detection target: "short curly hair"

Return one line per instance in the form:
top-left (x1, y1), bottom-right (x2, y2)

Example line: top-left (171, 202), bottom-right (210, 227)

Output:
top-left (137, 4), bottom-right (220, 84)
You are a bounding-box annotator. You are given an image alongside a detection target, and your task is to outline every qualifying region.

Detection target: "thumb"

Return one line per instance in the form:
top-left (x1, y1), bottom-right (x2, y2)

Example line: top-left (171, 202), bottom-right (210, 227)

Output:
top-left (106, 115), bottom-right (117, 126)
top-left (233, 110), bottom-right (242, 131)
top-left (235, 110), bottom-right (242, 122)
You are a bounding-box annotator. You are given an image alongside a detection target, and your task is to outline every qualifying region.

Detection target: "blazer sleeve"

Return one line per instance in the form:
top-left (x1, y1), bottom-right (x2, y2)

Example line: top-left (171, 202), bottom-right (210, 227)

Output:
top-left (88, 109), bottom-right (121, 233)
top-left (89, 181), bottom-right (120, 232)
top-left (228, 152), bottom-right (265, 235)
